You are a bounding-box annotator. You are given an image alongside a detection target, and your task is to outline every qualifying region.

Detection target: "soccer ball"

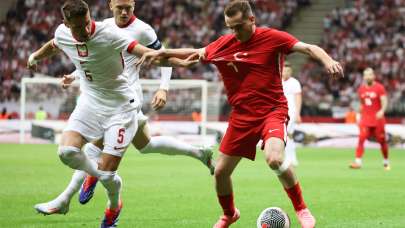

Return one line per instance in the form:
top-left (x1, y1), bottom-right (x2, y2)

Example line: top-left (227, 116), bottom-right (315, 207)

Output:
top-left (256, 207), bottom-right (290, 228)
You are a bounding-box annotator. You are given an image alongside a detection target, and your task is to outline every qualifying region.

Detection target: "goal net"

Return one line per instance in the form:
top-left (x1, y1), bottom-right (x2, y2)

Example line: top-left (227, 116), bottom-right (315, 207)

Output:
top-left (20, 77), bottom-right (222, 144)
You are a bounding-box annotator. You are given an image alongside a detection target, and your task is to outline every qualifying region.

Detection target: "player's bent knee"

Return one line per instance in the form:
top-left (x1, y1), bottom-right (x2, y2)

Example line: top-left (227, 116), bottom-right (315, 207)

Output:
top-left (266, 154), bottom-right (283, 170)
top-left (98, 170), bottom-right (116, 182)
top-left (58, 146), bottom-right (81, 169)
top-left (214, 167), bottom-right (231, 180)
top-left (98, 170), bottom-right (121, 192)
top-left (273, 159), bottom-right (290, 176)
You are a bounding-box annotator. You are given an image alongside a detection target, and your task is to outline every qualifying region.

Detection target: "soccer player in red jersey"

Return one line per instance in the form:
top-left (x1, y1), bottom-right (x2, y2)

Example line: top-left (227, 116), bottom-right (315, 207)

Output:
top-left (138, 1), bottom-right (343, 227)
top-left (350, 68), bottom-right (390, 170)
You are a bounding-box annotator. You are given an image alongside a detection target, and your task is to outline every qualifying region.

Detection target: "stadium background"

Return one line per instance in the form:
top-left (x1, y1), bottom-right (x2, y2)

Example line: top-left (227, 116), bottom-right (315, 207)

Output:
top-left (0, 0), bottom-right (404, 227)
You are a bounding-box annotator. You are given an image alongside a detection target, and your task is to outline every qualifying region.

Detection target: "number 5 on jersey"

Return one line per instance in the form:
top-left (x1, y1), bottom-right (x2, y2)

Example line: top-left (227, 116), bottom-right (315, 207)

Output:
top-left (79, 61), bottom-right (93, 81)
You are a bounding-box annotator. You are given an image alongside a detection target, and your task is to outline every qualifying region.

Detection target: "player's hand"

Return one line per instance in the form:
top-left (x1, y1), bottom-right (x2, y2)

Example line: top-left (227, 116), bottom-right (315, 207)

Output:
top-left (151, 89), bottom-right (167, 111)
top-left (295, 114), bottom-right (302, 124)
top-left (177, 53), bottom-right (201, 68)
top-left (325, 60), bottom-right (344, 79)
top-left (136, 50), bottom-right (165, 68)
top-left (376, 110), bottom-right (384, 119)
top-left (61, 74), bottom-right (76, 89)
top-left (27, 54), bottom-right (38, 71)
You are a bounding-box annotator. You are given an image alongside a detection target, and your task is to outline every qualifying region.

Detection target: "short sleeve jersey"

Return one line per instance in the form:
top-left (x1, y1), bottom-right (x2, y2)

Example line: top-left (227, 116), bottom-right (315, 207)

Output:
top-left (53, 21), bottom-right (139, 115)
top-left (204, 27), bottom-right (298, 124)
top-left (357, 82), bottom-right (386, 126)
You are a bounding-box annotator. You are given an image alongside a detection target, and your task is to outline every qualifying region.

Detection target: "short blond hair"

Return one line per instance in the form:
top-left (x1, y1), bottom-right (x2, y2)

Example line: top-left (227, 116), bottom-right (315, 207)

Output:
top-left (363, 67), bottom-right (374, 75)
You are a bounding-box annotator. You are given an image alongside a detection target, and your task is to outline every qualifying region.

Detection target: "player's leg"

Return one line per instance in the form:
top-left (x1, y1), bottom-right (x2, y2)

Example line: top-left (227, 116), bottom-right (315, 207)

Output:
top-left (212, 124), bottom-right (253, 228)
top-left (262, 112), bottom-right (315, 228)
top-left (134, 114), bottom-right (214, 174)
top-left (98, 111), bottom-right (137, 227)
top-left (35, 131), bottom-right (100, 215)
top-left (79, 141), bottom-right (103, 204)
top-left (34, 170), bottom-right (86, 215)
top-left (58, 131), bottom-right (101, 177)
top-left (35, 107), bottom-right (103, 215)
top-left (213, 153), bottom-right (242, 228)
top-left (375, 123), bottom-right (390, 170)
top-left (264, 137), bottom-right (315, 228)
top-left (285, 120), bottom-right (298, 166)
top-left (351, 125), bottom-right (370, 168)
top-left (57, 106), bottom-right (104, 176)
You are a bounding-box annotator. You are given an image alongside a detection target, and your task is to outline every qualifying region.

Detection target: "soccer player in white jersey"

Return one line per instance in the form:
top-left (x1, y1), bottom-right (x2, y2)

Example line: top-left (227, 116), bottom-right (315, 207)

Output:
top-left (26, 0), bottom-right (197, 227)
top-left (282, 61), bottom-right (302, 166)
top-left (33, 0), bottom-right (214, 217)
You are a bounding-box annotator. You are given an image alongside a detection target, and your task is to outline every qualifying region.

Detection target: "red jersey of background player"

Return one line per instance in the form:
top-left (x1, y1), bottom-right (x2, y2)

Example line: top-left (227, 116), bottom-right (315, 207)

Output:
top-left (358, 82), bottom-right (386, 126)
top-left (203, 27), bottom-right (298, 125)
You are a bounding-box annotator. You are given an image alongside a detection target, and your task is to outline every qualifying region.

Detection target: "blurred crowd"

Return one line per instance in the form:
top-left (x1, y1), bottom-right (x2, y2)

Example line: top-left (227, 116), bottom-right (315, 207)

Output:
top-left (0, 0), bottom-right (309, 118)
top-left (299, 0), bottom-right (405, 116)
top-left (0, 0), bottom-right (307, 102)
top-left (2, 0), bottom-right (404, 119)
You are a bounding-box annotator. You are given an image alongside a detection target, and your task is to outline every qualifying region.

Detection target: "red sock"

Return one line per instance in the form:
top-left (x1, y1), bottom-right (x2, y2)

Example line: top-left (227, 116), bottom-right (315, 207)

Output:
top-left (285, 183), bottom-right (307, 211)
top-left (355, 136), bottom-right (366, 158)
top-left (379, 140), bottom-right (389, 159)
top-left (217, 194), bottom-right (235, 216)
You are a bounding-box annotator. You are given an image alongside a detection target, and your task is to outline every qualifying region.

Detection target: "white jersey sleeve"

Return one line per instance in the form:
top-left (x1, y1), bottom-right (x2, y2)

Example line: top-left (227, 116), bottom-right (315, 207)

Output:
top-left (139, 23), bottom-right (158, 47)
top-left (134, 20), bottom-right (171, 90)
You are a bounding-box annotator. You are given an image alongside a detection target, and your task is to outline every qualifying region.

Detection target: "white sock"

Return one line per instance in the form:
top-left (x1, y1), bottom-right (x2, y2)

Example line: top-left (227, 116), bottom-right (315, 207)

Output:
top-left (383, 159), bottom-right (390, 165)
top-left (355, 158), bottom-right (362, 165)
top-left (83, 143), bottom-right (102, 162)
top-left (140, 136), bottom-right (202, 160)
top-left (99, 171), bottom-right (122, 209)
top-left (285, 137), bottom-right (297, 165)
top-left (56, 170), bottom-right (86, 203)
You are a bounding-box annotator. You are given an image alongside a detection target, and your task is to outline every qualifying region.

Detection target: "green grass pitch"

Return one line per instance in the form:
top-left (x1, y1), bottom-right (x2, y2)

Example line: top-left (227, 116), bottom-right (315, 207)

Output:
top-left (0, 144), bottom-right (404, 227)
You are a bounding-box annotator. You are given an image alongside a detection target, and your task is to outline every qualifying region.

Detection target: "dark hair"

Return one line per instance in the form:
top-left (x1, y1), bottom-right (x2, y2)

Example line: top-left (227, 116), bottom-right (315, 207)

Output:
top-left (224, 0), bottom-right (254, 19)
top-left (61, 0), bottom-right (89, 21)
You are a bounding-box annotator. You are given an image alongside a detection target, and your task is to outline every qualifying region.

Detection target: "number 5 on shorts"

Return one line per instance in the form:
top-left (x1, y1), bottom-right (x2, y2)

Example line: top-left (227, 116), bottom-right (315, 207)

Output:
top-left (117, 128), bottom-right (125, 143)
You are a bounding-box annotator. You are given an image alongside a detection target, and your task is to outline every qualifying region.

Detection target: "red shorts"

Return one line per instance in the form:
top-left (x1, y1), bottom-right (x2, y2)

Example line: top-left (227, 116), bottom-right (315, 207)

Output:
top-left (359, 122), bottom-right (386, 141)
top-left (219, 108), bottom-right (289, 160)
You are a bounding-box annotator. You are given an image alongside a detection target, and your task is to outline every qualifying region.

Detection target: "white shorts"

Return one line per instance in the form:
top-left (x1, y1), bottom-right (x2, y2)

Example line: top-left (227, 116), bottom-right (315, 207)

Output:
top-left (64, 106), bottom-right (138, 157)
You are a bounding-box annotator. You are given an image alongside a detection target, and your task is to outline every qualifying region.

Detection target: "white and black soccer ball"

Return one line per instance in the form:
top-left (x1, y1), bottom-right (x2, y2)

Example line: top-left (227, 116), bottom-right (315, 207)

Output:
top-left (256, 207), bottom-right (290, 228)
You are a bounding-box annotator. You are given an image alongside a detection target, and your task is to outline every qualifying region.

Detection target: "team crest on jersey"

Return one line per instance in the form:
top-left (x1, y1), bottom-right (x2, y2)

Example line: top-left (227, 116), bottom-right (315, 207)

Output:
top-left (76, 44), bottom-right (89, 57)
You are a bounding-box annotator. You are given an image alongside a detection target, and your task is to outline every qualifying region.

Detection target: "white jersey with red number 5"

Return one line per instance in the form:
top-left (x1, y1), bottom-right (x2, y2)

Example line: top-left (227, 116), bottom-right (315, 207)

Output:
top-left (53, 21), bottom-right (140, 115)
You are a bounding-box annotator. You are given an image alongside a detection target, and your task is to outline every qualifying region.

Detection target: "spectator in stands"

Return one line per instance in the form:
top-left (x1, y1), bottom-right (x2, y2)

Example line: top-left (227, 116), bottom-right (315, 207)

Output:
top-left (0, 0), bottom-right (308, 113)
top-left (345, 106), bottom-right (357, 124)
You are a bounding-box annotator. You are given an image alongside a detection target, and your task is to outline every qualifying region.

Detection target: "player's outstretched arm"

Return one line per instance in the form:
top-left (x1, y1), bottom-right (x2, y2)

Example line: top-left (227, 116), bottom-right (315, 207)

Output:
top-left (291, 42), bottom-right (343, 79)
top-left (135, 48), bottom-right (204, 68)
top-left (27, 39), bottom-right (60, 71)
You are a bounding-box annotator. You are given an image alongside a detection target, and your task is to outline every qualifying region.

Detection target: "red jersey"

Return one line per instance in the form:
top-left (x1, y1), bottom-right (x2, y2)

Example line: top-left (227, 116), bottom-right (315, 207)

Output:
top-left (358, 82), bottom-right (386, 126)
top-left (203, 27), bottom-right (298, 126)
